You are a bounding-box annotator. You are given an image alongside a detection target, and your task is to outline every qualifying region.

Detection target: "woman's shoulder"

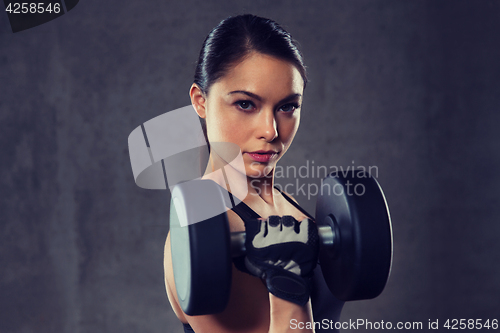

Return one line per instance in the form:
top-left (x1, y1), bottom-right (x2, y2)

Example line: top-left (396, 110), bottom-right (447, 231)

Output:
top-left (279, 189), bottom-right (299, 203)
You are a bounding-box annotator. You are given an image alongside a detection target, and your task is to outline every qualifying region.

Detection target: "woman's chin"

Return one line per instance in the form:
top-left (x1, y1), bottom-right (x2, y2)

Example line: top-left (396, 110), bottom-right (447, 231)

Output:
top-left (244, 165), bottom-right (274, 179)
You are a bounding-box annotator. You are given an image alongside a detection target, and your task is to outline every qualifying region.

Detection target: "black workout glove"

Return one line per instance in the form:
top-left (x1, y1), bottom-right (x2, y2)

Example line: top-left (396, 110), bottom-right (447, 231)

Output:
top-left (243, 215), bottom-right (319, 306)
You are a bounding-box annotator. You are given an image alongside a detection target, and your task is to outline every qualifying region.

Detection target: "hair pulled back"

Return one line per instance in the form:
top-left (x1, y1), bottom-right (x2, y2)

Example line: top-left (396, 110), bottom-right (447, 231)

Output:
top-left (194, 14), bottom-right (307, 95)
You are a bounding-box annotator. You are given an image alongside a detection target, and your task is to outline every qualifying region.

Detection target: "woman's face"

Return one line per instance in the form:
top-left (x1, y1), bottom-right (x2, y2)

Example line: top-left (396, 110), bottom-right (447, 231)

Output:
top-left (192, 52), bottom-right (304, 179)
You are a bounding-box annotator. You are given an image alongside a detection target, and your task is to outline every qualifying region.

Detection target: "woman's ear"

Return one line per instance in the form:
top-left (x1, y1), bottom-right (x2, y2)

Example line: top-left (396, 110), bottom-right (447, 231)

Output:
top-left (190, 84), bottom-right (207, 118)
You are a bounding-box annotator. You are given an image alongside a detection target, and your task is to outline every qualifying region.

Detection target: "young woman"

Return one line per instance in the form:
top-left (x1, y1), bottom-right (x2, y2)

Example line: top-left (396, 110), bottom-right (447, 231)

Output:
top-left (164, 14), bottom-right (343, 333)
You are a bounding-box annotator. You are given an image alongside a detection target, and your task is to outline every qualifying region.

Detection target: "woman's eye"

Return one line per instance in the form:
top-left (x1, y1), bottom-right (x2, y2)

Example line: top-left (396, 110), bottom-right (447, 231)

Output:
top-left (279, 103), bottom-right (299, 113)
top-left (236, 101), bottom-right (254, 110)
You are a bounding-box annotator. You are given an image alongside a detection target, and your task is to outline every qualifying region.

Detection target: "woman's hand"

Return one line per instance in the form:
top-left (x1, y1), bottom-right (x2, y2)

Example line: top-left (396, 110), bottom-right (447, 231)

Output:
top-left (243, 215), bottom-right (320, 306)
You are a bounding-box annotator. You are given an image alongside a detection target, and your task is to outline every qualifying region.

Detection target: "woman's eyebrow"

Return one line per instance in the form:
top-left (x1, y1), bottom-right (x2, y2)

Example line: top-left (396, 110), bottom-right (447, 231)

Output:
top-left (228, 90), bottom-right (262, 101)
top-left (228, 91), bottom-right (302, 104)
top-left (277, 93), bottom-right (302, 105)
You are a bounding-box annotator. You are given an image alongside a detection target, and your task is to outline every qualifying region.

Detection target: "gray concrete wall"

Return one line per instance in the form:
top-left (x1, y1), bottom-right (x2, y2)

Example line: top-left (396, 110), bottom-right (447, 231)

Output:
top-left (1, 1), bottom-right (499, 332)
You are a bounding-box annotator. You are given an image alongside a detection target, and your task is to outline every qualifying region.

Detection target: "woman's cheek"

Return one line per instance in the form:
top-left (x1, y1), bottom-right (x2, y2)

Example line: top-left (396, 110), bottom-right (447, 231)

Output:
top-left (209, 115), bottom-right (230, 142)
top-left (222, 117), bottom-right (246, 143)
top-left (278, 121), bottom-right (299, 146)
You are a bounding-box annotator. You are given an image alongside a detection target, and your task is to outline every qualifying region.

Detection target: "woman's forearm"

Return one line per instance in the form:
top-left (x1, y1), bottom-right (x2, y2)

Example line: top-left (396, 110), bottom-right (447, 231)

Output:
top-left (269, 294), bottom-right (314, 333)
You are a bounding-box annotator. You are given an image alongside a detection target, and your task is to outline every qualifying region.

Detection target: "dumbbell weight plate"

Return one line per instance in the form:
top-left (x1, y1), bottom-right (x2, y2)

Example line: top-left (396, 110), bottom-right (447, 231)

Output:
top-left (316, 171), bottom-right (393, 301)
top-left (169, 179), bottom-right (232, 315)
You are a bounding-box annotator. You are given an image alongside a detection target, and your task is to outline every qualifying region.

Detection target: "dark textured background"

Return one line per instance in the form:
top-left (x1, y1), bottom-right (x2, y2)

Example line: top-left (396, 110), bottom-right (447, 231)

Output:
top-left (1, 1), bottom-right (499, 332)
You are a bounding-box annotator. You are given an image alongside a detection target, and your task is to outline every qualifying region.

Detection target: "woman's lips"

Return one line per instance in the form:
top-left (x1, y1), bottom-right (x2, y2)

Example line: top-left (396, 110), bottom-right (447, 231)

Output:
top-left (246, 151), bottom-right (278, 163)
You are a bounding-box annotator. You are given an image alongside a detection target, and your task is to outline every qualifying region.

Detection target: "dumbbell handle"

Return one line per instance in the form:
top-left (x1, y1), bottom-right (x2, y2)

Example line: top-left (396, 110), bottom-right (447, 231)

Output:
top-left (230, 225), bottom-right (335, 258)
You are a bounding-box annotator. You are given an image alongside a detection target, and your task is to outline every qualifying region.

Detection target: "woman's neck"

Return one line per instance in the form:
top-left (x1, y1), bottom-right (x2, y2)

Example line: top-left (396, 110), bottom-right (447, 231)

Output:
top-left (247, 173), bottom-right (275, 205)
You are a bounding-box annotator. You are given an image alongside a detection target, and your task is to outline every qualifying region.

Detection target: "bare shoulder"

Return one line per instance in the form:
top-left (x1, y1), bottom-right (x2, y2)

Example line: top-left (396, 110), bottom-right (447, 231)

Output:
top-left (281, 190), bottom-right (299, 203)
top-left (275, 187), bottom-right (300, 204)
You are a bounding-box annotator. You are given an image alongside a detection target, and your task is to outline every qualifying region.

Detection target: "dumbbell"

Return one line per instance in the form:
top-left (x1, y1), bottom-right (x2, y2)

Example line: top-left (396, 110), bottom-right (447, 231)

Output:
top-left (170, 171), bottom-right (393, 316)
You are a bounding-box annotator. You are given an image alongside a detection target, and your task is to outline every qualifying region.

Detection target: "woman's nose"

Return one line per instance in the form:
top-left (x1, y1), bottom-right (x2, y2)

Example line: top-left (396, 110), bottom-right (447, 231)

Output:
top-left (257, 109), bottom-right (278, 142)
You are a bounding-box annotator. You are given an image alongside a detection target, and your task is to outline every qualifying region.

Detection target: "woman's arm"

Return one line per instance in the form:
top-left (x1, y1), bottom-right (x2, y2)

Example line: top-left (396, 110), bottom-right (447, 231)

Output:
top-left (269, 295), bottom-right (314, 333)
top-left (267, 193), bottom-right (316, 332)
top-left (243, 216), bottom-right (319, 333)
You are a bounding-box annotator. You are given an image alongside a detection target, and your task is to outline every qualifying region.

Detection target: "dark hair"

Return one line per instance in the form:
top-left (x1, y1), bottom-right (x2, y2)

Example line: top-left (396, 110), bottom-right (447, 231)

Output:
top-left (194, 14), bottom-right (307, 95)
